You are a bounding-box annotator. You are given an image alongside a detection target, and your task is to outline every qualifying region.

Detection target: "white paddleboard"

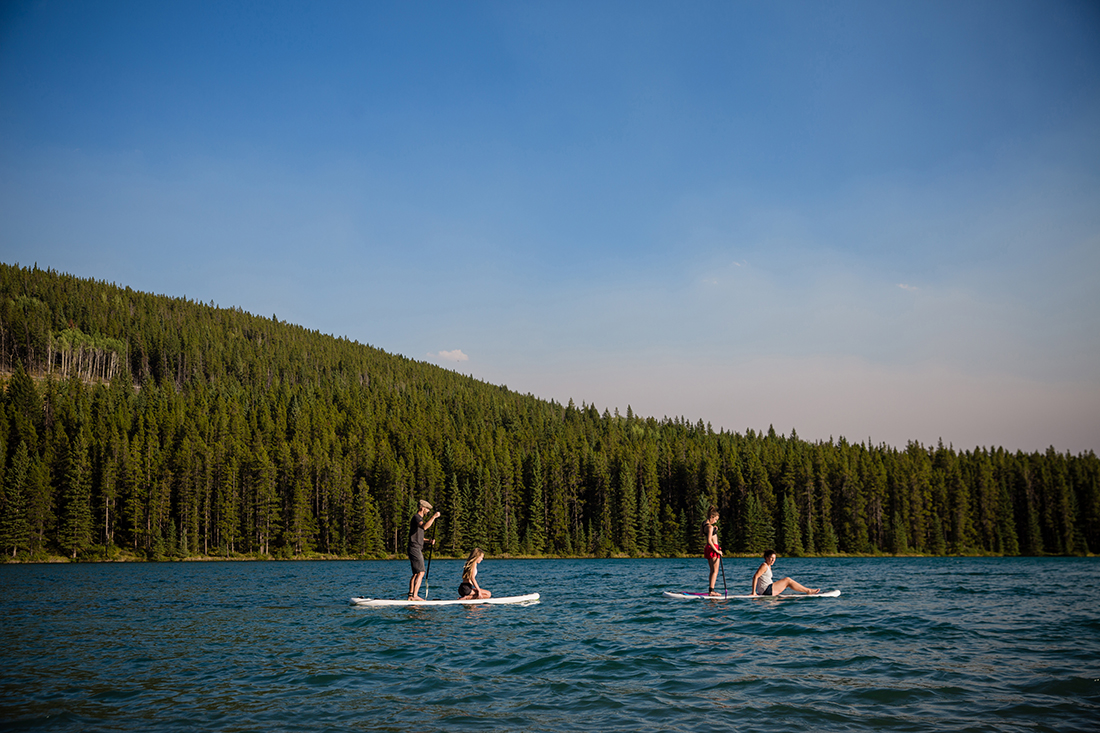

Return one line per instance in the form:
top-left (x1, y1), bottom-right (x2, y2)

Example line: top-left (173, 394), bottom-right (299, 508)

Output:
top-left (663, 589), bottom-right (841, 600)
top-left (350, 592), bottom-right (540, 607)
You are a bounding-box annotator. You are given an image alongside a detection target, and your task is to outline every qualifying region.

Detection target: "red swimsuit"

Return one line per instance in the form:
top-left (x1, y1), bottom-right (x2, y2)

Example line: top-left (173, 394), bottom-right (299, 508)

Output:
top-left (702, 521), bottom-right (721, 559)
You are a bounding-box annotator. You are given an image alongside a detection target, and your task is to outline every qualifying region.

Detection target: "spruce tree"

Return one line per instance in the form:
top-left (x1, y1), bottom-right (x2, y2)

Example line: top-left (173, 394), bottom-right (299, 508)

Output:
top-left (890, 509), bottom-right (909, 554)
top-left (742, 492), bottom-right (774, 554)
top-left (469, 475), bottom-right (487, 551)
top-left (618, 457), bottom-right (637, 556)
top-left (353, 477), bottom-right (383, 557)
top-left (659, 504), bottom-right (680, 556)
top-left (0, 441), bottom-right (31, 556)
top-left (446, 473), bottom-right (464, 554)
top-left (930, 515), bottom-right (948, 555)
top-left (818, 513), bottom-right (839, 555)
top-left (780, 494), bottom-right (804, 556)
top-left (58, 432), bottom-right (93, 559)
top-left (524, 452), bottom-right (545, 554)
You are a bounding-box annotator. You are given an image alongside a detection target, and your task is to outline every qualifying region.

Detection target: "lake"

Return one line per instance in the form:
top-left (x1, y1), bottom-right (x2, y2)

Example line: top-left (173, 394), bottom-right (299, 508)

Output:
top-left (1, 557), bottom-right (1097, 731)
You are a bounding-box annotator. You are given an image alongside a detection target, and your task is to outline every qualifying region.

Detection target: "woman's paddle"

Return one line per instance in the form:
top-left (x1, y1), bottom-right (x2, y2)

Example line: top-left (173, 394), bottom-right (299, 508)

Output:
top-left (719, 555), bottom-right (728, 598)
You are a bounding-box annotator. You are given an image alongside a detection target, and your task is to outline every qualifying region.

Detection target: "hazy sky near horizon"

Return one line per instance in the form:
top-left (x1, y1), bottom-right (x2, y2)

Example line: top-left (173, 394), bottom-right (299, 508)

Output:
top-left (2, 1), bottom-right (1098, 453)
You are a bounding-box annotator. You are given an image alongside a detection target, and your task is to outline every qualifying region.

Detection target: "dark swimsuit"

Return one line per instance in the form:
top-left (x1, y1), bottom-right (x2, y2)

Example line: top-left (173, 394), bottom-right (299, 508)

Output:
top-left (702, 521), bottom-right (721, 560)
top-left (458, 581), bottom-right (475, 597)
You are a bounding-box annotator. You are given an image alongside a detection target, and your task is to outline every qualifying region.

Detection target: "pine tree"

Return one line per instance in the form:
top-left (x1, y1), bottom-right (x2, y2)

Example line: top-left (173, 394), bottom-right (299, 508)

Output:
top-left (487, 467), bottom-right (504, 555)
top-left (780, 494), bottom-right (804, 556)
top-left (250, 435), bottom-right (279, 555)
top-left (58, 432), bottom-right (93, 559)
top-left (166, 518), bottom-right (179, 558)
top-left (659, 504), bottom-right (680, 556)
top-left (524, 452), bottom-right (546, 554)
top-left (592, 451), bottom-right (613, 557)
top-left (216, 450), bottom-right (240, 555)
top-left (890, 509), bottom-right (909, 554)
top-left (446, 473), bottom-right (464, 554)
top-left (469, 475), bottom-right (487, 551)
top-left (636, 474), bottom-right (653, 556)
top-left (801, 458), bottom-right (816, 555)
top-left (617, 456), bottom-right (638, 556)
top-left (678, 508), bottom-right (689, 555)
top-left (0, 441), bottom-right (31, 556)
top-left (353, 477), bottom-right (384, 557)
top-left (947, 458), bottom-right (975, 553)
top-left (818, 512), bottom-right (839, 555)
top-left (503, 501), bottom-right (519, 555)
top-left (640, 443), bottom-right (660, 554)
top-left (6, 363), bottom-right (41, 455)
top-left (124, 414), bottom-right (148, 551)
top-left (285, 469), bottom-right (316, 555)
top-left (930, 514), bottom-right (947, 555)
top-left (742, 491), bottom-right (774, 554)
top-left (1018, 461), bottom-right (1044, 555)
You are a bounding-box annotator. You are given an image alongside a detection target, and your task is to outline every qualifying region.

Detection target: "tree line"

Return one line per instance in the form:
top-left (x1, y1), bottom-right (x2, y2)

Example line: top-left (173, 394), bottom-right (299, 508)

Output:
top-left (0, 262), bottom-right (1097, 561)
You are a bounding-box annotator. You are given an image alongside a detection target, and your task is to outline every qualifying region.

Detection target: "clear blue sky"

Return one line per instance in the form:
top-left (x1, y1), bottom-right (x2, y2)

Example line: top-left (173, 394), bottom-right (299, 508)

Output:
top-left (2, 0), bottom-right (1098, 453)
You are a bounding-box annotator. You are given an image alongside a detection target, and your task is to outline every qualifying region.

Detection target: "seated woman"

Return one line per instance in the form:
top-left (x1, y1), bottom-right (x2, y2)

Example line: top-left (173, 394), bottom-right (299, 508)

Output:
top-left (458, 548), bottom-right (492, 599)
top-left (751, 549), bottom-right (819, 596)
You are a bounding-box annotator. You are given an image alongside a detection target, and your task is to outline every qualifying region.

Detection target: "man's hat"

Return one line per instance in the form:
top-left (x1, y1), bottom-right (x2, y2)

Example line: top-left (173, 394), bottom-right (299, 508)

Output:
top-left (418, 499), bottom-right (433, 511)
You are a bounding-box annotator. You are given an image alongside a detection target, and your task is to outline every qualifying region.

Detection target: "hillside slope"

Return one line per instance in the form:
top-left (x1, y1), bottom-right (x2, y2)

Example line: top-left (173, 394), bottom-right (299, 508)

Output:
top-left (1, 262), bottom-right (1097, 560)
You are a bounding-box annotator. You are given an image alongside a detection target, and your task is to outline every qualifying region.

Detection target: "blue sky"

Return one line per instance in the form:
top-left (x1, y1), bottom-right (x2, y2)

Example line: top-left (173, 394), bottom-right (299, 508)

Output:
top-left (2, 1), bottom-right (1098, 453)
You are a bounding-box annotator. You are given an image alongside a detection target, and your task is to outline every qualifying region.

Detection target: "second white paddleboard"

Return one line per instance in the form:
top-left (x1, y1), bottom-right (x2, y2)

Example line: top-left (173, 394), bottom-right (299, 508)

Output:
top-left (663, 589), bottom-right (841, 600)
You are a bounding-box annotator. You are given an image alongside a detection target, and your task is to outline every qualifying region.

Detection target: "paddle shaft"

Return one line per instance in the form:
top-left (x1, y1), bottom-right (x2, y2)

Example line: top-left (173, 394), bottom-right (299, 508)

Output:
top-left (720, 555), bottom-right (728, 597)
top-left (423, 525), bottom-right (437, 596)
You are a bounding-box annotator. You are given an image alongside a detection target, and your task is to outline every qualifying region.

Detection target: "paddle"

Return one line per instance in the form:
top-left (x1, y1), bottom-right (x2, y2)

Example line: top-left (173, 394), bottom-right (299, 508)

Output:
top-left (423, 524), bottom-right (437, 598)
top-left (719, 555), bottom-right (728, 598)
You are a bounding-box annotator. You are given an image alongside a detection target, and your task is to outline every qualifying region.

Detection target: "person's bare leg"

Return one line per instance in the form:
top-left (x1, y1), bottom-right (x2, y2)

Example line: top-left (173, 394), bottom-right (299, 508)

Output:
top-left (409, 571), bottom-right (425, 599)
top-left (771, 577), bottom-right (819, 595)
top-left (708, 557), bottom-right (720, 595)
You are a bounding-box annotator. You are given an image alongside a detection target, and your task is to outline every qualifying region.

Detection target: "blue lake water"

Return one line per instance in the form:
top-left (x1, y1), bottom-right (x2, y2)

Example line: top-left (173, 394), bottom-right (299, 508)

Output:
top-left (1, 557), bottom-right (1098, 732)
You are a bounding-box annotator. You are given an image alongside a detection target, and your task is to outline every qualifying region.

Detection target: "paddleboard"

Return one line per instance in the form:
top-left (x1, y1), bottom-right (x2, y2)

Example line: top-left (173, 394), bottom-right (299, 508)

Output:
top-left (663, 589), bottom-right (841, 600)
top-left (350, 592), bottom-right (540, 607)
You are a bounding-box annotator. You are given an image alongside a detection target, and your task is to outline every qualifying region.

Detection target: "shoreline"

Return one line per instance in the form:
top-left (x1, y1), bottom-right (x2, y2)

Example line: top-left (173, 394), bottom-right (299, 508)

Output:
top-left (2, 549), bottom-right (1094, 564)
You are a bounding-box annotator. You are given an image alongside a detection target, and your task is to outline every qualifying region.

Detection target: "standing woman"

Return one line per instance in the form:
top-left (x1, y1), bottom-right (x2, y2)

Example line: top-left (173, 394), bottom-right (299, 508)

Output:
top-left (458, 548), bottom-right (492, 599)
top-left (702, 505), bottom-right (723, 596)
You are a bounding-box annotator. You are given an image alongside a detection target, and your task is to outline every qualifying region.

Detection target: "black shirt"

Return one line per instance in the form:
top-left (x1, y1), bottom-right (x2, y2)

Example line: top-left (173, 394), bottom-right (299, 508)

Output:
top-left (408, 513), bottom-right (425, 553)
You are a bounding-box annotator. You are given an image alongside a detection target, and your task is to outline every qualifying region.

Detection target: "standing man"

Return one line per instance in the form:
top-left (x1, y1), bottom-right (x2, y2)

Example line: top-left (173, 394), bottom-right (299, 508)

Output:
top-left (408, 499), bottom-right (441, 600)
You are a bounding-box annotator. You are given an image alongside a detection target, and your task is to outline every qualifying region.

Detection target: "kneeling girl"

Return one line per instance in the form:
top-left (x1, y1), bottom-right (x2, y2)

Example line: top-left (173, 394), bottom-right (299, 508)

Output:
top-left (458, 548), bottom-right (492, 599)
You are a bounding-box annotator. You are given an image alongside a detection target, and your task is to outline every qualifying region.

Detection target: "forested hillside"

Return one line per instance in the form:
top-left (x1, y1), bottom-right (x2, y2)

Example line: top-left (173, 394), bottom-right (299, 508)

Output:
top-left (0, 262), bottom-right (1097, 561)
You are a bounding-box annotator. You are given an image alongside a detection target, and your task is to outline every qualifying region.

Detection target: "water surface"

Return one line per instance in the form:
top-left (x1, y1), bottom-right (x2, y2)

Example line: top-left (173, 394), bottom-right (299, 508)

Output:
top-left (2, 557), bottom-right (1097, 731)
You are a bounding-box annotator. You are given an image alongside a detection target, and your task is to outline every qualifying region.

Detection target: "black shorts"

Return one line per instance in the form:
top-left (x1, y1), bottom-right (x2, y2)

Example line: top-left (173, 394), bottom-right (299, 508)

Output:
top-left (759, 584), bottom-right (774, 596)
top-left (409, 548), bottom-right (425, 574)
top-left (458, 581), bottom-right (475, 597)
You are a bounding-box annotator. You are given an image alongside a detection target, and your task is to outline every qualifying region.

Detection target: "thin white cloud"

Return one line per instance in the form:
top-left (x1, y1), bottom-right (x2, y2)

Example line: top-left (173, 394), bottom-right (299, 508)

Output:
top-left (898, 283), bottom-right (919, 292)
top-left (430, 349), bottom-right (470, 363)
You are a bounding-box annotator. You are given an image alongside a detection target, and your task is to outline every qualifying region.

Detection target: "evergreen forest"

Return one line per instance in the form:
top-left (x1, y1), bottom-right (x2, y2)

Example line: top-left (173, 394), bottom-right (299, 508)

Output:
top-left (1, 262), bottom-right (1097, 562)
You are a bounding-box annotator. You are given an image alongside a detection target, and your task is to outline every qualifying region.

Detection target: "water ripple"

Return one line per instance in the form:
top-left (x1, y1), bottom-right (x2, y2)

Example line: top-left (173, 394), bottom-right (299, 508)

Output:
top-left (2, 558), bottom-right (1099, 732)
